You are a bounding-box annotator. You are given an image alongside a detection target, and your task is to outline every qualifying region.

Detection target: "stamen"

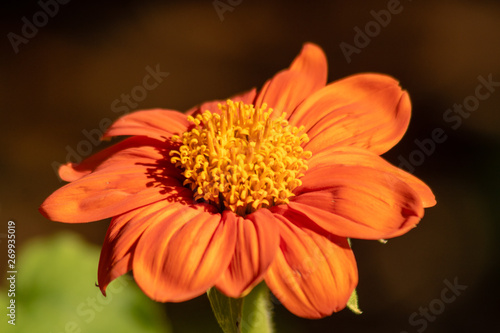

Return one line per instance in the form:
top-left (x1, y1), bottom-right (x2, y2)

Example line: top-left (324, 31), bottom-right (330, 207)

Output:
top-left (170, 99), bottom-right (312, 216)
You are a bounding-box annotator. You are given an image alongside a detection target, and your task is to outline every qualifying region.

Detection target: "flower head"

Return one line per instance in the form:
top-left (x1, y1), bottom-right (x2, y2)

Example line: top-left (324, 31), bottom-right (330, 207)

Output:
top-left (40, 43), bottom-right (435, 318)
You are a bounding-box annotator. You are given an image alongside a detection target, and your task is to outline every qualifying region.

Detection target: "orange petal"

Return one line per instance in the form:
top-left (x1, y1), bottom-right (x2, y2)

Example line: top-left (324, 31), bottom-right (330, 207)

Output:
top-left (104, 109), bottom-right (190, 140)
top-left (255, 43), bottom-right (327, 119)
top-left (215, 209), bottom-right (279, 298)
top-left (40, 144), bottom-right (187, 222)
top-left (59, 136), bottom-right (163, 182)
top-left (98, 199), bottom-right (187, 294)
top-left (265, 214), bottom-right (358, 319)
top-left (288, 73), bottom-right (411, 155)
top-left (285, 165), bottom-right (424, 240)
top-left (132, 205), bottom-right (236, 302)
top-left (186, 88), bottom-right (257, 116)
top-left (289, 43), bottom-right (328, 84)
top-left (301, 146), bottom-right (436, 208)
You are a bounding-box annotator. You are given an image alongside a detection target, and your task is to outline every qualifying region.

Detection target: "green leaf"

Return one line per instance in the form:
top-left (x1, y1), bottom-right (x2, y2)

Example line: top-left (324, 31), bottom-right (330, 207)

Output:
top-left (346, 288), bottom-right (362, 315)
top-left (0, 232), bottom-right (170, 333)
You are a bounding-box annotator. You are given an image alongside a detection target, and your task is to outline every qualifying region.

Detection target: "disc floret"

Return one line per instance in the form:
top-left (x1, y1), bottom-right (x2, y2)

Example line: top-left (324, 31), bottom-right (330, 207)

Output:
top-left (170, 100), bottom-right (312, 216)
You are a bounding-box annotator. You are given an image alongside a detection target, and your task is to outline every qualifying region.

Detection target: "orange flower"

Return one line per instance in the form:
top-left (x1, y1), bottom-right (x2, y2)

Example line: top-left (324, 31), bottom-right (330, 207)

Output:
top-left (40, 43), bottom-right (435, 319)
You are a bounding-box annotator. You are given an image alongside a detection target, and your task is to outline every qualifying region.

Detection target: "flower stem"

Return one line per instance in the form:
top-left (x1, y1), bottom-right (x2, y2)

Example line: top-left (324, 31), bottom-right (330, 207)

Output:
top-left (241, 282), bottom-right (274, 333)
top-left (207, 282), bottom-right (274, 333)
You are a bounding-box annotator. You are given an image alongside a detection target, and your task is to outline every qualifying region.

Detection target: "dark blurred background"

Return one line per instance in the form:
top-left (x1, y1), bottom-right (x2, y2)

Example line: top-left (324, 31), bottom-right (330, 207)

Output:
top-left (1, 0), bottom-right (499, 332)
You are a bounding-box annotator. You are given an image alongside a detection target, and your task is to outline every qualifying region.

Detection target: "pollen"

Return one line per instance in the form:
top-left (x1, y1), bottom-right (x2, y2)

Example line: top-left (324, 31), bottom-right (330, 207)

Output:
top-left (170, 99), bottom-right (312, 216)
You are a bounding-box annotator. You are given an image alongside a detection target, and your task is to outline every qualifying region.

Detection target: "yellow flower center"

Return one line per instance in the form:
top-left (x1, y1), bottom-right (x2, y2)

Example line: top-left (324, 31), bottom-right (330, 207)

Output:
top-left (170, 99), bottom-right (312, 216)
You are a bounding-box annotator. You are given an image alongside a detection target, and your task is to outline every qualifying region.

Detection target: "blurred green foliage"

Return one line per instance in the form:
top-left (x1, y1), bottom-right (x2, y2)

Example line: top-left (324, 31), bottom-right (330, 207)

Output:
top-left (1, 232), bottom-right (171, 333)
